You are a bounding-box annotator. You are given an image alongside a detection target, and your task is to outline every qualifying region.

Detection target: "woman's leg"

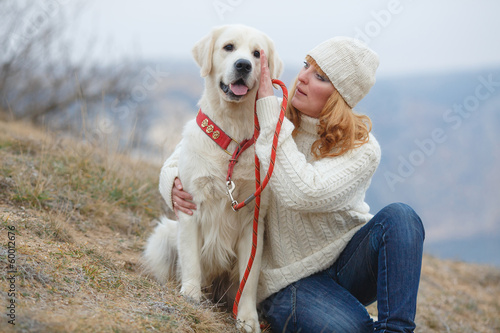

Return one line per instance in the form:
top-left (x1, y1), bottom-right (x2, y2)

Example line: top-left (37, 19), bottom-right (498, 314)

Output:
top-left (260, 202), bottom-right (424, 332)
top-left (260, 272), bottom-right (374, 333)
top-left (330, 202), bottom-right (425, 332)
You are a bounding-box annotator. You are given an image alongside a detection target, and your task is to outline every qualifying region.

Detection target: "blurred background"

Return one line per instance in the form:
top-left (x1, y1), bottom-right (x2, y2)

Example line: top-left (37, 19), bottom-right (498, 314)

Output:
top-left (2, 0), bottom-right (499, 266)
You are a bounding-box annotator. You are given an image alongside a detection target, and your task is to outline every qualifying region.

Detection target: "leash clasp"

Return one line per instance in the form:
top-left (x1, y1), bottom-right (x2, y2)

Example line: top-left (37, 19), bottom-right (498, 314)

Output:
top-left (226, 180), bottom-right (239, 212)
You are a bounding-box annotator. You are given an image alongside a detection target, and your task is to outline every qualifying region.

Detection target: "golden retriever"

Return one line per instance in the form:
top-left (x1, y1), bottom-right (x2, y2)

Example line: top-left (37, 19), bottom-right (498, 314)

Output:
top-left (144, 24), bottom-right (283, 332)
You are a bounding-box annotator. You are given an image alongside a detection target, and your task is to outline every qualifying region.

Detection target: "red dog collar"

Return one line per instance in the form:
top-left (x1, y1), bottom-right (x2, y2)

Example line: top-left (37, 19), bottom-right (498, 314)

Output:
top-left (196, 109), bottom-right (243, 155)
top-left (195, 109), bottom-right (255, 181)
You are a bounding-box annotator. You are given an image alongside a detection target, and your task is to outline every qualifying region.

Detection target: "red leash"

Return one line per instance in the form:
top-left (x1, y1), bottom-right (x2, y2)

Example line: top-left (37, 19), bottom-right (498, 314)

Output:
top-left (231, 79), bottom-right (288, 319)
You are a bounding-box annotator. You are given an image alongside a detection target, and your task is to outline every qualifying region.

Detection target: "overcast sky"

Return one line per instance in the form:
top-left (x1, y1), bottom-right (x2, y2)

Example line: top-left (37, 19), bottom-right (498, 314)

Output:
top-left (73, 0), bottom-right (500, 77)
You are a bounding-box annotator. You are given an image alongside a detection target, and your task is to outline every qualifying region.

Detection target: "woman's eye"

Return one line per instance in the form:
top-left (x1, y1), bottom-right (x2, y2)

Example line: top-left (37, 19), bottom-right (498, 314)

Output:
top-left (316, 74), bottom-right (327, 81)
top-left (253, 50), bottom-right (260, 58)
top-left (223, 44), bottom-right (234, 51)
top-left (303, 61), bottom-right (310, 69)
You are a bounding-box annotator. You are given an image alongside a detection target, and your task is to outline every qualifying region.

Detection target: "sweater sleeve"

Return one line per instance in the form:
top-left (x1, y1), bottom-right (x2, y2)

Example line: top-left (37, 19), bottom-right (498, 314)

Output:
top-left (159, 140), bottom-right (182, 212)
top-left (255, 96), bottom-right (381, 213)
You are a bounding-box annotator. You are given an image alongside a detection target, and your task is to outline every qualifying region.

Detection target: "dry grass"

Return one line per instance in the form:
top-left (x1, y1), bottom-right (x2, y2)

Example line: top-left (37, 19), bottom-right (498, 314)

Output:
top-left (414, 256), bottom-right (500, 332)
top-left (0, 120), bottom-right (499, 332)
top-left (0, 120), bottom-right (238, 333)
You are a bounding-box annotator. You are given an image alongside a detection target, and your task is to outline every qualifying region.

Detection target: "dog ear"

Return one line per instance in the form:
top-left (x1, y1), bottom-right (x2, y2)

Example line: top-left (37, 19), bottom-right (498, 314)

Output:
top-left (192, 32), bottom-right (214, 77)
top-left (192, 27), bottom-right (224, 77)
top-left (265, 38), bottom-right (284, 79)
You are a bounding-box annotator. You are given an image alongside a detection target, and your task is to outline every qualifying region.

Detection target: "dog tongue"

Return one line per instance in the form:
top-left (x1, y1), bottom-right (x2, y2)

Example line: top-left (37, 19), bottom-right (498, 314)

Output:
top-left (230, 83), bottom-right (248, 96)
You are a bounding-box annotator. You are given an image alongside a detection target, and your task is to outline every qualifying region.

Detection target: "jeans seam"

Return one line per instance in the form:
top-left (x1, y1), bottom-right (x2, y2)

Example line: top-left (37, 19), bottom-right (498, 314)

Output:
top-left (336, 222), bottom-right (384, 280)
top-left (291, 285), bottom-right (297, 329)
top-left (336, 230), bottom-right (370, 279)
top-left (382, 231), bottom-right (390, 326)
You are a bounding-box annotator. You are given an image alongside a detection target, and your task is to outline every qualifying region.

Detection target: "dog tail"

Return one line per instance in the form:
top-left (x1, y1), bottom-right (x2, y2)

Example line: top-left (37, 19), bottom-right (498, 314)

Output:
top-left (143, 216), bottom-right (179, 284)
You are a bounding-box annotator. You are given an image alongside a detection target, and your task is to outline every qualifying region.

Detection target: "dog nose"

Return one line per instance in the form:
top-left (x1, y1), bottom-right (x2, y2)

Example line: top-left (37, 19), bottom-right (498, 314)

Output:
top-left (235, 59), bottom-right (252, 74)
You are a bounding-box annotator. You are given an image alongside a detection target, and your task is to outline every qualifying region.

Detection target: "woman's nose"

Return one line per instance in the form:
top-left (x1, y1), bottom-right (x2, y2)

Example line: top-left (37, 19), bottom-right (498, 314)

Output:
top-left (298, 68), bottom-right (309, 84)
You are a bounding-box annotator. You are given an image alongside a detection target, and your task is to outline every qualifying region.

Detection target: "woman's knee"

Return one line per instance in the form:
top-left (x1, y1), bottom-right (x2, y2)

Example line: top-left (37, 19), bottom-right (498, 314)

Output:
top-left (378, 203), bottom-right (425, 242)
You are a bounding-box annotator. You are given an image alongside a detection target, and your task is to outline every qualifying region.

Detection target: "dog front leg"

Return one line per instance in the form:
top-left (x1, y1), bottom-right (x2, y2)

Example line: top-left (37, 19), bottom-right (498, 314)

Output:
top-left (177, 215), bottom-right (202, 302)
top-left (236, 221), bottom-right (264, 333)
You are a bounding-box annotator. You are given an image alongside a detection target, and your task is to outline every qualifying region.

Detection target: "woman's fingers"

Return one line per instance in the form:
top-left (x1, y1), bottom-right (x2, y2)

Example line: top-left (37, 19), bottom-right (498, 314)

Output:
top-left (173, 177), bottom-right (185, 192)
top-left (172, 177), bottom-right (196, 216)
top-left (258, 49), bottom-right (274, 98)
top-left (174, 200), bottom-right (195, 216)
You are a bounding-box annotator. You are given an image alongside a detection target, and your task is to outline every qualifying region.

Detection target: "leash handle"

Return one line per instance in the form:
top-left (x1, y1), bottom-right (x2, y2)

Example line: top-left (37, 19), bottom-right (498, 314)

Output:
top-left (232, 79), bottom-right (288, 320)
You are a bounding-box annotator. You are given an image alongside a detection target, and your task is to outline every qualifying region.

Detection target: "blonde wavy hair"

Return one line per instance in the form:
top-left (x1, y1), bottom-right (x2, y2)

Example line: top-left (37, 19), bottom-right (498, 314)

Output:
top-left (286, 55), bottom-right (372, 159)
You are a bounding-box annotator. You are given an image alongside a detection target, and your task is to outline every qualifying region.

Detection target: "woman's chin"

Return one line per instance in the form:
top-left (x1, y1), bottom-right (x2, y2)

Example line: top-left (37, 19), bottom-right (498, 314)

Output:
top-left (291, 96), bottom-right (303, 111)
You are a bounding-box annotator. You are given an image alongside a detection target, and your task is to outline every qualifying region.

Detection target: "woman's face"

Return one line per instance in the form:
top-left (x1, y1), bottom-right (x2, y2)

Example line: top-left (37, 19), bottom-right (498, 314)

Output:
top-left (291, 61), bottom-right (335, 118)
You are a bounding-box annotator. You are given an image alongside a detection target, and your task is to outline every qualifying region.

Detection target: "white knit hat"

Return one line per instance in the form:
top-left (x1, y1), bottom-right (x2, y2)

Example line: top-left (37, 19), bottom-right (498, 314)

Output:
top-left (308, 37), bottom-right (379, 108)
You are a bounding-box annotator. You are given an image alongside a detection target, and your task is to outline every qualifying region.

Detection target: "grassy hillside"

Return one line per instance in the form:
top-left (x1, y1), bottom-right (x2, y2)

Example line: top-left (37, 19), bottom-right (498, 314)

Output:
top-left (0, 120), bottom-right (499, 332)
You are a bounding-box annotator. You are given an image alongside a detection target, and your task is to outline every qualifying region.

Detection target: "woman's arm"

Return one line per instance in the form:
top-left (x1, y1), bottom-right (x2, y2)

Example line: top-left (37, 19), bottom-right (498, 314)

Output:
top-left (256, 118), bottom-right (380, 212)
top-left (256, 51), bottom-right (381, 212)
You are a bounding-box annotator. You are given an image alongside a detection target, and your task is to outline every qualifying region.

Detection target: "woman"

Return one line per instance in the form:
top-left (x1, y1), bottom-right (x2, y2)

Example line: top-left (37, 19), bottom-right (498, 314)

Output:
top-left (167, 37), bottom-right (424, 332)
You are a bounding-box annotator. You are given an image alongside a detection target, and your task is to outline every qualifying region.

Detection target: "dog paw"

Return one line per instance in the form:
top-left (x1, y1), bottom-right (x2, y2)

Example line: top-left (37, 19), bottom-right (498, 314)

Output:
top-left (180, 285), bottom-right (202, 303)
top-left (236, 314), bottom-right (261, 332)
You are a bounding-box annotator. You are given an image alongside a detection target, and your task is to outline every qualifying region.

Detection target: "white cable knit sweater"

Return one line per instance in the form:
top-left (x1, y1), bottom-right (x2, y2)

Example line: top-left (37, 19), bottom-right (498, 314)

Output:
top-left (253, 96), bottom-right (381, 302)
top-left (158, 96), bottom-right (381, 303)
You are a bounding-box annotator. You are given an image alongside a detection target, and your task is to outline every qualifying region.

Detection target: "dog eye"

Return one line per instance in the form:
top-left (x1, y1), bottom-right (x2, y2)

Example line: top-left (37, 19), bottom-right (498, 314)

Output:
top-left (253, 50), bottom-right (260, 58)
top-left (223, 44), bottom-right (234, 51)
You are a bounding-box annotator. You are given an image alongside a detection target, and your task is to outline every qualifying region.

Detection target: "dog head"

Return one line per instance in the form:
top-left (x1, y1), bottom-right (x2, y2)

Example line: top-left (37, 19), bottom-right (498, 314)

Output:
top-left (192, 24), bottom-right (283, 103)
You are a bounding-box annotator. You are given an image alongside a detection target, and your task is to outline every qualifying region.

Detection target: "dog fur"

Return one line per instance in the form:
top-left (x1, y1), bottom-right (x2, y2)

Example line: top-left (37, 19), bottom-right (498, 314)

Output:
top-left (143, 25), bottom-right (283, 332)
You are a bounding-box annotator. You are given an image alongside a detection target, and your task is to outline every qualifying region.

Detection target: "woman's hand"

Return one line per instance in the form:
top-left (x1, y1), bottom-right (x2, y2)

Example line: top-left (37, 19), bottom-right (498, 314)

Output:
top-left (258, 49), bottom-right (274, 99)
top-left (172, 177), bottom-right (196, 217)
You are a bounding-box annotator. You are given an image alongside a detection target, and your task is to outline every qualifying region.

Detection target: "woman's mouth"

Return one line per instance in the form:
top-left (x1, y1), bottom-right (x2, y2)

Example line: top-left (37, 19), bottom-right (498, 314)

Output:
top-left (296, 87), bottom-right (306, 97)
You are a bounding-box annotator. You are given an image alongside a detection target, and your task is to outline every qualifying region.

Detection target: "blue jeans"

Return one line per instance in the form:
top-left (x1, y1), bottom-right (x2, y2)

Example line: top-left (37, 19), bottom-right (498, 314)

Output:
top-left (259, 203), bottom-right (425, 333)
